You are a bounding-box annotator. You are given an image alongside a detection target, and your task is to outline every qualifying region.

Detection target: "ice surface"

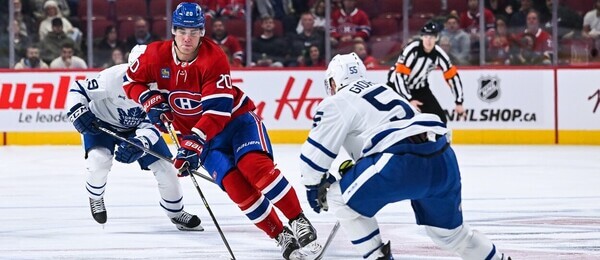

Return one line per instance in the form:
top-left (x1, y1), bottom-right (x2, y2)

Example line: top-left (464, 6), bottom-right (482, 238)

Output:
top-left (1, 145), bottom-right (599, 259)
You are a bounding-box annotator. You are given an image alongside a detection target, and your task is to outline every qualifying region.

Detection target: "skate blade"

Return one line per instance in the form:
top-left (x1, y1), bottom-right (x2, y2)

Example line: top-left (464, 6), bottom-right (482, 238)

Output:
top-left (175, 224), bottom-right (205, 231)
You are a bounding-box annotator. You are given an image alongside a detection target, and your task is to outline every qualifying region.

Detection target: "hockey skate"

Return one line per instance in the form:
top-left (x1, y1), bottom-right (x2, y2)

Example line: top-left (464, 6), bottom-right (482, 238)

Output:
top-left (89, 197), bottom-right (107, 224)
top-left (290, 213), bottom-right (322, 256)
top-left (276, 226), bottom-right (304, 260)
top-left (170, 211), bottom-right (204, 231)
top-left (375, 241), bottom-right (393, 260)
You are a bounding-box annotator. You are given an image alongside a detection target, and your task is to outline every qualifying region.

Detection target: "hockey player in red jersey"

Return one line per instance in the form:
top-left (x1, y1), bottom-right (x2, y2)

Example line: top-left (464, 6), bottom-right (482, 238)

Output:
top-left (122, 2), bottom-right (320, 259)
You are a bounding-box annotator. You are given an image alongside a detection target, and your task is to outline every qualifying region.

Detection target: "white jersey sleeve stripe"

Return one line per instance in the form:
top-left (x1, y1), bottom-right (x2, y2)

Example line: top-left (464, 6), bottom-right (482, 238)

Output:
top-left (306, 137), bottom-right (338, 159)
top-left (300, 154), bottom-right (328, 173)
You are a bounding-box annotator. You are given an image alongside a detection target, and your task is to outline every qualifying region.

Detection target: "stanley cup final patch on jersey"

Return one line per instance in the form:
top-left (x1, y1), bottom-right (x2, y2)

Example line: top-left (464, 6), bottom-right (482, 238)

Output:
top-left (477, 75), bottom-right (501, 103)
top-left (168, 91), bottom-right (203, 116)
top-left (160, 68), bottom-right (171, 79)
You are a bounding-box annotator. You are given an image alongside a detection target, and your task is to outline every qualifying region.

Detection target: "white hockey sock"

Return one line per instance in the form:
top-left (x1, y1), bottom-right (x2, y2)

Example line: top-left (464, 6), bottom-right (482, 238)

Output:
top-left (426, 224), bottom-right (501, 260)
top-left (328, 182), bottom-right (383, 259)
top-left (149, 160), bottom-right (185, 218)
top-left (85, 148), bottom-right (113, 200)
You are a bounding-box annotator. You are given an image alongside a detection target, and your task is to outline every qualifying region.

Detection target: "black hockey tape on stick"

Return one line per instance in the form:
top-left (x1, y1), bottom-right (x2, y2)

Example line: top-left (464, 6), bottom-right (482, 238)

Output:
top-left (96, 126), bottom-right (215, 184)
top-left (161, 117), bottom-right (236, 260)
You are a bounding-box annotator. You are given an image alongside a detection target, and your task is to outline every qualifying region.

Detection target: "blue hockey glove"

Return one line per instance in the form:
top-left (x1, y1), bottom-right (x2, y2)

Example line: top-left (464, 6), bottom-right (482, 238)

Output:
top-left (115, 136), bottom-right (150, 164)
top-left (139, 90), bottom-right (173, 132)
top-left (305, 172), bottom-right (337, 213)
top-left (173, 134), bottom-right (205, 177)
top-left (68, 103), bottom-right (100, 135)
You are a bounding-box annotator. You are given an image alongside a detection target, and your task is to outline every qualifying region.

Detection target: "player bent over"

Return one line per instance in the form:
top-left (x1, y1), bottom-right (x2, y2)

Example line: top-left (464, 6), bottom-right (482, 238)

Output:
top-left (66, 46), bottom-right (202, 231)
top-left (300, 53), bottom-right (511, 260)
top-left (122, 2), bottom-right (320, 259)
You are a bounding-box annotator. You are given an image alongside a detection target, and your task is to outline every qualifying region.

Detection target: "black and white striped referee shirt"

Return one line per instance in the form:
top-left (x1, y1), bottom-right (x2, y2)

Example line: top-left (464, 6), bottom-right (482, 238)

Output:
top-left (387, 40), bottom-right (464, 104)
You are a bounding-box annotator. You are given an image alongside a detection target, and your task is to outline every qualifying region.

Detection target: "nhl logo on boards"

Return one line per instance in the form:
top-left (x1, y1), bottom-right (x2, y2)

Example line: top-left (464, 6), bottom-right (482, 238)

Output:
top-left (477, 75), bottom-right (501, 103)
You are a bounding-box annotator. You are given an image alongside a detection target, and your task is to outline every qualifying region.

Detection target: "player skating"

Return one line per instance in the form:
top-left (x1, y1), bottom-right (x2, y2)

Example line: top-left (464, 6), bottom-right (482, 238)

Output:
top-left (300, 53), bottom-right (511, 260)
top-left (66, 45), bottom-right (203, 231)
top-left (122, 2), bottom-right (321, 259)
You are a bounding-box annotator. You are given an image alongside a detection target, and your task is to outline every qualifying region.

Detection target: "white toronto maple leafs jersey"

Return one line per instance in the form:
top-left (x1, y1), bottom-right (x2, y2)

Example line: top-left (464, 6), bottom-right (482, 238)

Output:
top-left (299, 80), bottom-right (449, 185)
top-left (66, 64), bottom-right (159, 144)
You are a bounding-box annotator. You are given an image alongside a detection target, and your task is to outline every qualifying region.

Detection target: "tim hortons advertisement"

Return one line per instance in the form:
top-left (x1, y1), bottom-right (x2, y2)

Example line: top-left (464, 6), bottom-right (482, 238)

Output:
top-left (0, 71), bottom-right (97, 131)
top-left (557, 69), bottom-right (600, 129)
top-left (429, 69), bottom-right (555, 130)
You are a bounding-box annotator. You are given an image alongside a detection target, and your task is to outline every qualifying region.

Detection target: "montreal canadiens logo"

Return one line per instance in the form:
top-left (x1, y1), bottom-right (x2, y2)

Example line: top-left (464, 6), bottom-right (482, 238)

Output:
top-left (168, 91), bottom-right (203, 116)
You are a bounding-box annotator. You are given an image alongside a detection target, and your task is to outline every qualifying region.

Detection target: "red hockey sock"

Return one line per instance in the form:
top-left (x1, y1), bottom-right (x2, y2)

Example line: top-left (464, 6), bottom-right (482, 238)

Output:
top-left (238, 152), bottom-right (303, 221)
top-left (222, 169), bottom-right (283, 238)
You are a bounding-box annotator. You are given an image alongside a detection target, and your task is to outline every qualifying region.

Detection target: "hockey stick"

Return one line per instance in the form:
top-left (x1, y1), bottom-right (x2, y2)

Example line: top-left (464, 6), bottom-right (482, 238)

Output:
top-left (314, 221), bottom-right (340, 260)
top-left (96, 126), bottom-right (215, 184)
top-left (161, 117), bottom-right (236, 260)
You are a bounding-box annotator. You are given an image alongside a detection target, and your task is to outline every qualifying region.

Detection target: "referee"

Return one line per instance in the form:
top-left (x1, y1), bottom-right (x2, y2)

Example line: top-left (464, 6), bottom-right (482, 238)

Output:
top-left (387, 22), bottom-right (465, 124)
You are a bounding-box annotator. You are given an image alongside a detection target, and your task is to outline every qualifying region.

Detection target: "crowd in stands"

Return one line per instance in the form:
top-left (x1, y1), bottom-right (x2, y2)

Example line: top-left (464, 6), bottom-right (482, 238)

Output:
top-left (1, 0), bottom-right (600, 69)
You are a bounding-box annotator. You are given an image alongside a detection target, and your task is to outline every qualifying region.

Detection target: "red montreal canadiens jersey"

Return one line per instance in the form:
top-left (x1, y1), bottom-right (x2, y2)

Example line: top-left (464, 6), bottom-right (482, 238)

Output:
top-left (123, 38), bottom-right (255, 140)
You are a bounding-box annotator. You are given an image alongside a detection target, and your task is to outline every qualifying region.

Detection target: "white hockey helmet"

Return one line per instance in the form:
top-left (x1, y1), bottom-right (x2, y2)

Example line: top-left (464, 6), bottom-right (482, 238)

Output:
top-left (324, 52), bottom-right (367, 95)
top-left (128, 44), bottom-right (147, 66)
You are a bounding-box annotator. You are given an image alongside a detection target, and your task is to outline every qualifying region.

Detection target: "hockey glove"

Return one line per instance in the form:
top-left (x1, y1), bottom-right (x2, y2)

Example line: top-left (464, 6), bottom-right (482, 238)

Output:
top-left (305, 172), bottom-right (337, 213)
top-left (139, 90), bottom-right (173, 132)
top-left (173, 134), bottom-right (205, 177)
top-left (68, 103), bottom-right (100, 135)
top-left (115, 136), bottom-right (150, 164)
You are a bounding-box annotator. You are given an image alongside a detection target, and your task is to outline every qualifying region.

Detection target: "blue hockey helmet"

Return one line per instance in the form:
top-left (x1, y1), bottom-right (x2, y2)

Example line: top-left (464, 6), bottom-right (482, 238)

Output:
top-left (172, 2), bottom-right (205, 29)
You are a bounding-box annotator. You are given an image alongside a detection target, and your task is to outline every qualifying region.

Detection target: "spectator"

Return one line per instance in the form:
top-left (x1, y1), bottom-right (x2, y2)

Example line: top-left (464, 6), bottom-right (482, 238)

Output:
top-left (255, 0), bottom-right (295, 19)
top-left (251, 16), bottom-right (288, 67)
top-left (94, 25), bottom-right (125, 68)
top-left (124, 17), bottom-right (161, 52)
top-left (40, 17), bottom-right (80, 64)
top-left (508, 32), bottom-right (547, 65)
top-left (50, 42), bottom-right (87, 69)
top-left (200, 0), bottom-right (218, 19)
top-left (485, 0), bottom-right (518, 19)
top-left (508, 0), bottom-right (534, 32)
top-left (353, 42), bottom-right (377, 68)
top-left (12, 0), bottom-right (37, 41)
top-left (441, 15), bottom-right (471, 65)
top-left (486, 16), bottom-right (512, 64)
top-left (460, 0), bottom-right (494, 65)
top-left (1, 19), bottom-right (31, 60)
top-left (101, 48), bottom-right (125, 68)
top-left (330, 0), bottom-right (371, 46)
top-left (299, 44), bottom-right (325, 67)
top-left (38, 0), bottom-right (79, 42)
top-left (296, 0), bottom-right (327, 33)
top-left (461, 0), bottom-right (496, 32)
top-left (516, 9), bottom-right (552, 64)
top-left (254, 0), bottom-right (298, 34)
top-left (217, 0), bottom-right (246, 19)
top-left (540, 0), bottom-right (582, 40)
top-left (210, 18), bottom-right (244, 67)
top-left (14, 44), bottom-right (49, 69)
top-left (583, 0), bottom-right (600, 45)
top-left (30, 0), bottom-right (71, 22)
top-left (289, 12), bottom-right (325, 66)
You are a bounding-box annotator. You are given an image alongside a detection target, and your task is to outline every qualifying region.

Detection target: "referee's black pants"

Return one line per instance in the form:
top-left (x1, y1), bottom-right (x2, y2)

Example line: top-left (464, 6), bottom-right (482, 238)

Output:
top-left (410, 87), bottom-right (447, 124)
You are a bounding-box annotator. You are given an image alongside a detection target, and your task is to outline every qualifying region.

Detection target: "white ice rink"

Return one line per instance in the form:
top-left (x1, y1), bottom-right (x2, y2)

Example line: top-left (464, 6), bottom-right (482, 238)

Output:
top-left (1, 144), bottom-right (599, 259)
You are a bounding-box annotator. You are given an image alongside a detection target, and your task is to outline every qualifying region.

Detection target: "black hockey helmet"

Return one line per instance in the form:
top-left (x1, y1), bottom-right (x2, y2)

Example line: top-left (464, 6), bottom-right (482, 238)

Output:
top-left (421, 22), bottom-right (440, 36)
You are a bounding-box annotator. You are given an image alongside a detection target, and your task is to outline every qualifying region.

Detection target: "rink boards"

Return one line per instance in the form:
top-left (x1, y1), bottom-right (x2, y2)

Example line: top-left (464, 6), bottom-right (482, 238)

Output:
top-left (0, 68), bottom-right (599, 145)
